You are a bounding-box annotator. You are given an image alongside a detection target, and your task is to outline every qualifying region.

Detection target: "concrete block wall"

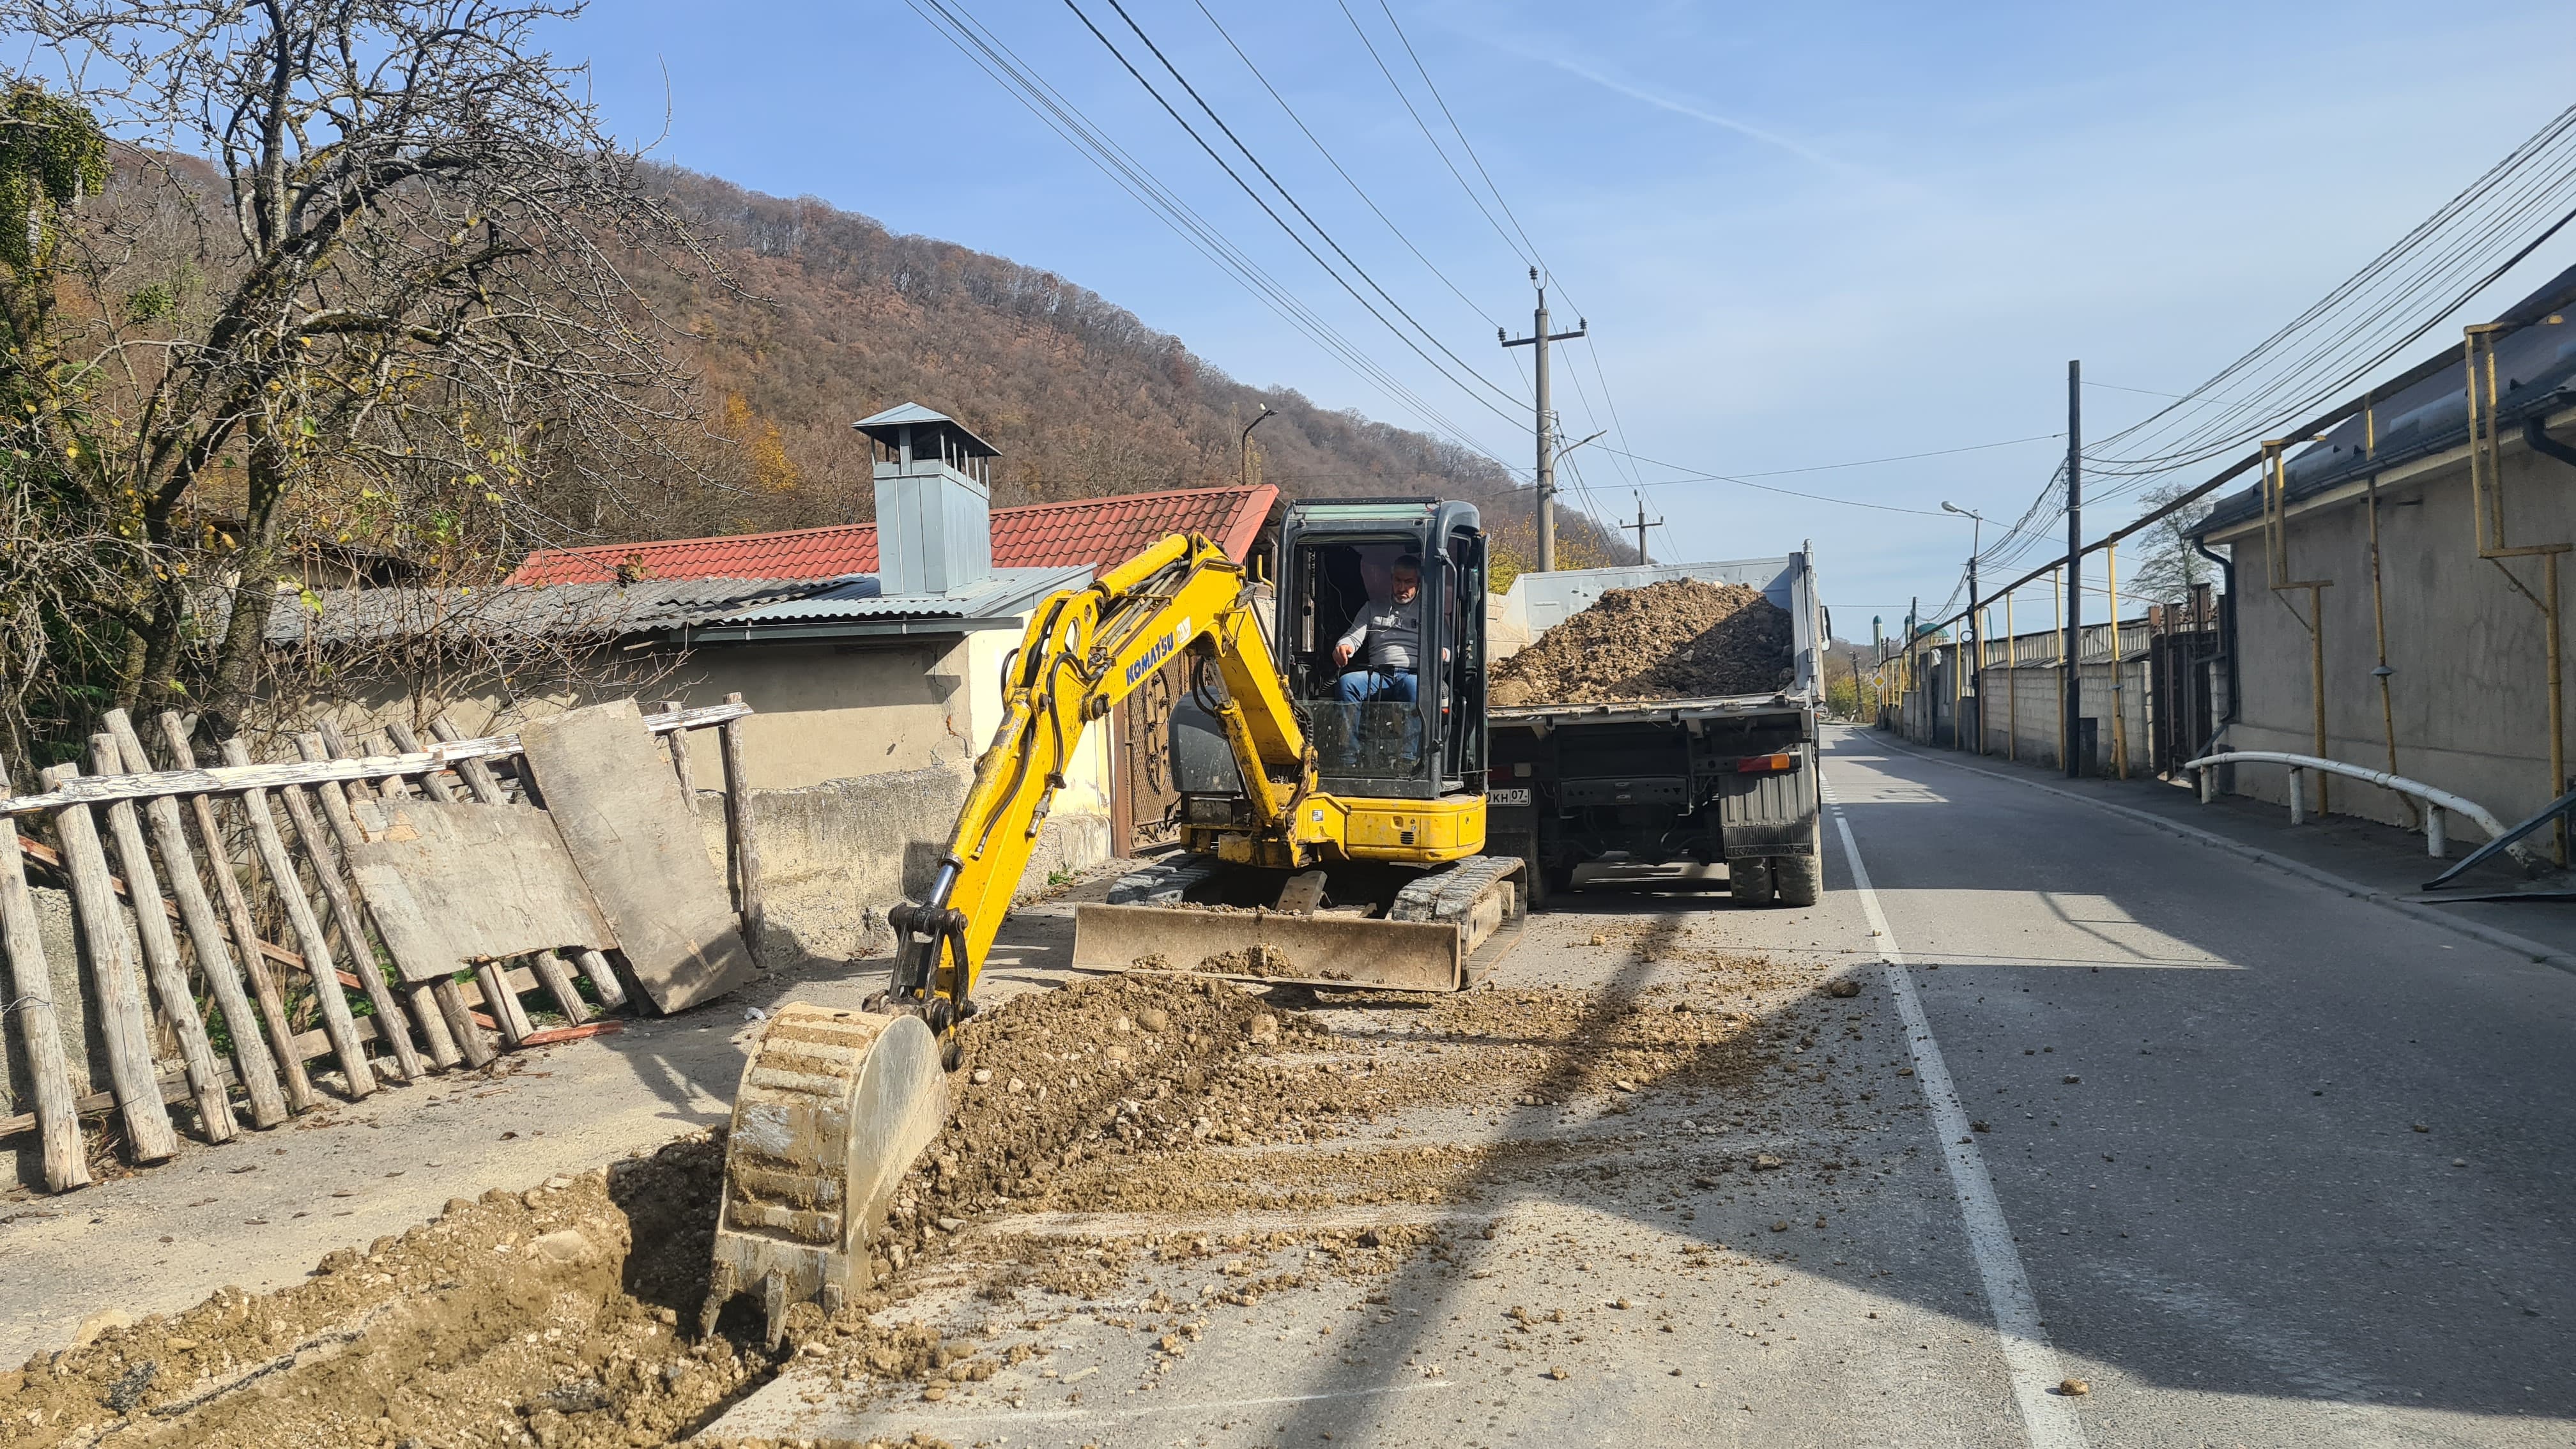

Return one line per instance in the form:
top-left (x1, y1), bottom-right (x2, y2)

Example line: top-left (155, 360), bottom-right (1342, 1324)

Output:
top-left (707, 763), bottom-right (1115, 966)
top-left (2214, 432), bottom-right (2576, 836)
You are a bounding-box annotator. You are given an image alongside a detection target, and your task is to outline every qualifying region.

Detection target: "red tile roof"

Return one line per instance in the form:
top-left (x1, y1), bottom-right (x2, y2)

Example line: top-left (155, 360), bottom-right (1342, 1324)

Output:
top-left (507, 484), bottom-right (1278, 586)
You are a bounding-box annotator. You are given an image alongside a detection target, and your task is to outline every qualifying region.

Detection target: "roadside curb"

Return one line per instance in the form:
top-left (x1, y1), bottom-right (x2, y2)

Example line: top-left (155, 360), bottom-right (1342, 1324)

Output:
top-left (1853, 728), bottom-right (2576, 978)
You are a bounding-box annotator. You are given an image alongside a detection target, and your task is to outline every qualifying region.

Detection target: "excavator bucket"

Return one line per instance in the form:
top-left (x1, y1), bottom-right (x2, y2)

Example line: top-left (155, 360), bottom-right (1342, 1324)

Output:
top-left (1070, 855), bottom-right (1527, 992)
top-left (701, 1006), bottom-right (948, 1348)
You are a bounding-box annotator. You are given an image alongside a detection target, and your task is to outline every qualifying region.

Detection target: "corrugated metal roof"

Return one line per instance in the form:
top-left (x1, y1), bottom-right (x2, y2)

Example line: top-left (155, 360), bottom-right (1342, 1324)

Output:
top-left (2194, 263), bottom-right (2576, 539)
top-left (721, 565), bottom-right (1089, 625)
top-left (264, 578), bottom-right (818, 647)
top-left (505, 484), bottom-right (1277, 586)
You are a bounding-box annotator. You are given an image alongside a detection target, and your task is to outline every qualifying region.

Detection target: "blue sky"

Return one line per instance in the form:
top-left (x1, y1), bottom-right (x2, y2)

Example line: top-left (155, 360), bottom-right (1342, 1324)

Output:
top-left (557, 0), bottom-right (2576, 634)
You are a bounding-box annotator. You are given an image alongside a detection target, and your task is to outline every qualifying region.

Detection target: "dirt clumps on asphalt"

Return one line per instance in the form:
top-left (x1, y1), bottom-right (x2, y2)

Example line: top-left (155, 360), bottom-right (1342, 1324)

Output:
top-left (0, 1135), bottom-right (800, 1449)
top-left (1489, 579), bottom-right (1791, 706)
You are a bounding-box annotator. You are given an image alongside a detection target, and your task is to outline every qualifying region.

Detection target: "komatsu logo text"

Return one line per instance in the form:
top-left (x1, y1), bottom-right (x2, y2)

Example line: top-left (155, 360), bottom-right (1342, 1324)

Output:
top-left (1124, 617), bottom-right (1190, 687)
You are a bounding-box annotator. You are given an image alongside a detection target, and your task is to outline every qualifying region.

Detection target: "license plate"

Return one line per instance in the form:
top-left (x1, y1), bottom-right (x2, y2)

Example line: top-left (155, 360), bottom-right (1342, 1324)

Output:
top-left (1489, 787), bottom-right (1531, 806)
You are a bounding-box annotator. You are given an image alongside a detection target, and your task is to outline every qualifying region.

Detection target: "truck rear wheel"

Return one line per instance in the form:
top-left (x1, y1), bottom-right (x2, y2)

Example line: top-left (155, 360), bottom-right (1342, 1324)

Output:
top-left (1491, 831), bottom-right (1549, 910)
top-left (1774, 820), bottom-right (1824, 908)
top-left (1728, 857), bottom-right (1774, 906)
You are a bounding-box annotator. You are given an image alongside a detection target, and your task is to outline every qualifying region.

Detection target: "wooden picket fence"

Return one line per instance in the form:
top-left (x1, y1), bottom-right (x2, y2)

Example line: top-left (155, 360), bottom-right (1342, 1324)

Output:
top-left (0, 696), bottom-right (766, 1193)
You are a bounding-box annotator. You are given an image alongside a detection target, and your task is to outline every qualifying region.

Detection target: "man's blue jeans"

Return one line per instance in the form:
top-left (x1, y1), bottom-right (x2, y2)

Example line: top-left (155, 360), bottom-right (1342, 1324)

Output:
top-left (1332, 669), bottom-right (1418, 768)
top-left (1335, 668), bottom-right (1417, 706)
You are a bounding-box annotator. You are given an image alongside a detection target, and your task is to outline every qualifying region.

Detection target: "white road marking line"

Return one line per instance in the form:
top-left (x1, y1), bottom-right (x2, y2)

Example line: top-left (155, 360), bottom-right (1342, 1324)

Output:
top-left (1822, 774), bottom-right (2089, 1449)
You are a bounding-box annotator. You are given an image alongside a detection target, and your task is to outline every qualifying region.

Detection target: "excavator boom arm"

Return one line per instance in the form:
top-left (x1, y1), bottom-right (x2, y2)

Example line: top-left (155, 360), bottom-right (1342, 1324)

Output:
top-left (887, 533), bottom-right (1306, 1018)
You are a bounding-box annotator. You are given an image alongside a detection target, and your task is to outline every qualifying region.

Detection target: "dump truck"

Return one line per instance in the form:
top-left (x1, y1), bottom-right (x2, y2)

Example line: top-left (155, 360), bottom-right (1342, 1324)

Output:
top-left (1482, 551), bottom-right (1828, 908)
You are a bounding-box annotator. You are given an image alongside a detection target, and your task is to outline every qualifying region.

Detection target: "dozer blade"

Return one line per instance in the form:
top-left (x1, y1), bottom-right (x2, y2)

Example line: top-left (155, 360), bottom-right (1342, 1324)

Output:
top-left (1073, 903), bottom-right (1465, 990)
top-left (700, 1006), bottom-right (947, 1349)
top-left (1071, 854), bottom-right (1527, 993)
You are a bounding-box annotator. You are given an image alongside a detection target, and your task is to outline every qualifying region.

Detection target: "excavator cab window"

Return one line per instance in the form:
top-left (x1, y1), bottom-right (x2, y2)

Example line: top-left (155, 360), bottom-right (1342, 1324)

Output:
top-left (1275, 499), bottom-right (1487, 801)
top-left (1291, 537), bottom-right (1427, 787)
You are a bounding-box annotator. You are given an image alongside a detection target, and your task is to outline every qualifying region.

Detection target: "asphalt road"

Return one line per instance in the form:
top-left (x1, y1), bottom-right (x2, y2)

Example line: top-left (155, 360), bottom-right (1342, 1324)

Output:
top-left (1834, 729), bottom-right (2574, 1446)
top-left (719, 724), bottom-right (2574, 1448)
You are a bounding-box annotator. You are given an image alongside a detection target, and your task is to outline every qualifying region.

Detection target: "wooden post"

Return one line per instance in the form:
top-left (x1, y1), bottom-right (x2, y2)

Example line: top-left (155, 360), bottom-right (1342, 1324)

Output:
top-left (280, 735), bottom-right (430, 1079)
top-left (572, 948), bottom-right (628, 1010)
top-left (278, 747), bottom-right (425, 1077)
top-left (429, 716), bottom-right (511, 809)
top-left (160, 714), bottom-right (318, 1113)
top-left (427, 716), bottom-right (541, 1045)
top-left (1, 753), bottom-right (89, 1190)
top-left (40, 763), bottom-right (181, 1160)
top-left (103, 714), bottom-right (288, 1129)
top-left (664, 701), bottom-right (698, 813)
top-left (224, 740), bottom-right (378, 1098)
top-left (89, 735), bottom-right (238, 1142)
top-left (719, 694), bottom-right (767, 962)
top-left (298, 732), bottom-right (478, 1069)
top-left (528, 951), bottom-right (594, 1026)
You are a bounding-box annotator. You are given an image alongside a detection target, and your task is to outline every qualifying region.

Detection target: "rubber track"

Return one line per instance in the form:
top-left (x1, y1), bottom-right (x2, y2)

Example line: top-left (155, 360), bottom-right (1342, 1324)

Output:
top-left (1105, 855), bottom-right (1222, 905)
top-left (1387, 854), bottom-right (1522, 924)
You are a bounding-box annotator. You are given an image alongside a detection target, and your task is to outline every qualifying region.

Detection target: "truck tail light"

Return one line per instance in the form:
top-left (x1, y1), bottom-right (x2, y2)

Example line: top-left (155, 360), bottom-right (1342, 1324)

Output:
top-left (1736, 753), bottom-right (1797, 774)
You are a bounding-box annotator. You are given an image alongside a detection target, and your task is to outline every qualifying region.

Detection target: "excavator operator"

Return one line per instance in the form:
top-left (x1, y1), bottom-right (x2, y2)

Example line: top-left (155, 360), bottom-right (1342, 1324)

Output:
top-left (1331, 552), bottom-right (1425, 709)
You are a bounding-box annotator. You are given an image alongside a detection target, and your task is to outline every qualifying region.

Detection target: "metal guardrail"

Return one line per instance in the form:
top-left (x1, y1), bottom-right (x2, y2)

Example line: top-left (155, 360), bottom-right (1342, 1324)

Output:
top-left (2182, 750), bottom-right (2544, 869)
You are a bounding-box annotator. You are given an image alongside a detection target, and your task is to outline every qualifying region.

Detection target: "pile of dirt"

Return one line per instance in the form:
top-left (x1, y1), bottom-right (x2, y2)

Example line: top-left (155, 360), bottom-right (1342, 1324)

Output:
top-left (0, 976), bottom-right (1295, 1449)
top-left (0, 1135), bottom-right (776, 1448)
top-left (870, 973), bottom-right (1322, 1278)
top-left (1489, 579), bottom-right (1791, 706)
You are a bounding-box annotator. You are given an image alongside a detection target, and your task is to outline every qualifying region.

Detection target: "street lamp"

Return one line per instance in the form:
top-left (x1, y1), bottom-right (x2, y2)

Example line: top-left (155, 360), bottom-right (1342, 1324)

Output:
top-left (1239, 404), bottom-right (1274, 488)
top-left (1942, 502), bottom-right (1986, 752)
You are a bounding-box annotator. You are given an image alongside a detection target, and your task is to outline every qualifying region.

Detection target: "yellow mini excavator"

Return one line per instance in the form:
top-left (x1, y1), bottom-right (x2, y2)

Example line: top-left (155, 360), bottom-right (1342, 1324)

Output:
top-left (701, 499), bottom-right (1524, 1343)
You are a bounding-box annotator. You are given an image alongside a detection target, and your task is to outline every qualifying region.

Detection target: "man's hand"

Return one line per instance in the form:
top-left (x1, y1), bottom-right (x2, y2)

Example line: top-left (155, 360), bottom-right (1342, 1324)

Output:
top-left (1334, 641), bottom-right (1355, 667)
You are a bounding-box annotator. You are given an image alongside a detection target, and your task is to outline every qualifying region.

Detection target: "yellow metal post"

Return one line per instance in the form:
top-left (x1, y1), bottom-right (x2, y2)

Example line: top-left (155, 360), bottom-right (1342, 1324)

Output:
top-left (2005, 590), bottom-right (2018, 762)
top-left (2053, 567), bottom-right (2067, 770)
top-left (2465, 321), bottom-right (2572, 862)
top-left (2106, 540), bottom-right (2129, 779)
top-left (1950, 633), bottom-right (1963, 751)
top-left (2262, 438), bottom-right (2335, 815)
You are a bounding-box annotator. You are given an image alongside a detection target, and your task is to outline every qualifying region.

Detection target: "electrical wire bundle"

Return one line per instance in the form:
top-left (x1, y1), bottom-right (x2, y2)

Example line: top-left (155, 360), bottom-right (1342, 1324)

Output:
top-left (1971, 100), bottom-right (2576, 579)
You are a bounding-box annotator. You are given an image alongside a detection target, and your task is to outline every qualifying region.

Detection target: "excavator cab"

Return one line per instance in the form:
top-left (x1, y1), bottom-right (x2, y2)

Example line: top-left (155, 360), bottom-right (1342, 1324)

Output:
top-left (1276, 499), bottom-right (1490, 799)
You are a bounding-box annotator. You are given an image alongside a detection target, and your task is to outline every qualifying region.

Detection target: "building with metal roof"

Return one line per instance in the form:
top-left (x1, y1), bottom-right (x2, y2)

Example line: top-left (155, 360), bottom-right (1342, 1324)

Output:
top-left (2188, 267), bottom-right (2576, 838)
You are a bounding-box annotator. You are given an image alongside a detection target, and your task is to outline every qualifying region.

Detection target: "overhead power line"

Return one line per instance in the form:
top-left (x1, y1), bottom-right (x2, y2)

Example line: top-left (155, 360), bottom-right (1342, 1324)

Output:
top-left (903, 0), bottom-right (1517, 468)
top-left (1966, 100), bottom-right (2576, 574)
top-left (1071, 0), bottom-right (1528, 425)
top-left (1184, 0), bottom-right (1500, 329)
top-left (1603, 446), bottom-right (1952, 516)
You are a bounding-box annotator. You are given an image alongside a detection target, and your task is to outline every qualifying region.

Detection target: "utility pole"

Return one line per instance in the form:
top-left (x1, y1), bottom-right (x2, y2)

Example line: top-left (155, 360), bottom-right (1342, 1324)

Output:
top-left (2064, 359), bottom-right (2084, 778)
top-left (1630, 492), bottom-right (1662, 565)
top-left (1501, 268), bottom-right (1586, 571)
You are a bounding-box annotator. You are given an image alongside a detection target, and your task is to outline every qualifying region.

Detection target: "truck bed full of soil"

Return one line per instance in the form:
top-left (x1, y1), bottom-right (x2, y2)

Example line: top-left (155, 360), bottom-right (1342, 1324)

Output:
top-left (1489, 579), bottom-right (1792, 706)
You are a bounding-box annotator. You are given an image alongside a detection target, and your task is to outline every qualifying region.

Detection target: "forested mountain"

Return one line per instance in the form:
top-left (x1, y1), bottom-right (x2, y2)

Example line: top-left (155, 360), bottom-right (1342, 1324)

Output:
top-left (625, 165), bottom-right (1620, 567)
